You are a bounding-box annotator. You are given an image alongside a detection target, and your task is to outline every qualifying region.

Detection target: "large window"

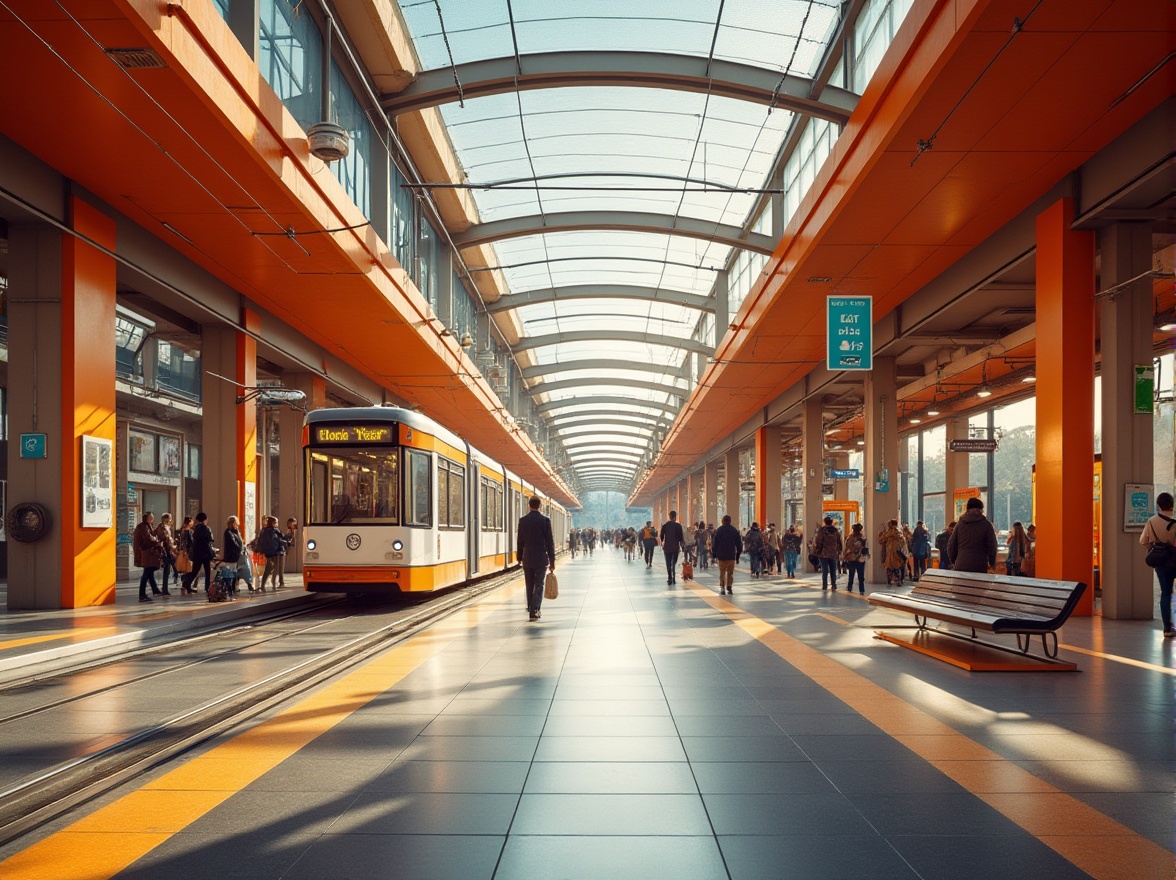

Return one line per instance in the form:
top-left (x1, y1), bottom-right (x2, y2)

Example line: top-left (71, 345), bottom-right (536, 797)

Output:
top-left (437, 458), bottom-right (465, 528)
top-left (156, 340), bottom-right (201, 401)
top-left (308, 448), bottom-right (399, 525)
top-left (259, 0), bottom-right (323, 133)
top-left (329, 60), bottom-right (372, 217)
top-left (406, 449), bottom-right (432, 526)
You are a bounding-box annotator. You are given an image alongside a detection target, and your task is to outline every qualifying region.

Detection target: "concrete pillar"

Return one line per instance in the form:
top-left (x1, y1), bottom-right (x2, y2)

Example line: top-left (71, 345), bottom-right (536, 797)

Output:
top-left (202, 310), bottom-right (259, 543)
top-left (1099, 223), bottom-right (1154, 619)
top-left (6, 198), bottom-right (117, 609)
top-left (944, 416), bottom-right (971, 531)
top-left (755, 425), bottom-right (782, 528)
top-left (278, 372), bottom-right (327, 572)
top-left (865, 357), bottom-right (900, 583)
top-left (714, 269), bottom-right (729, 348)
top-left (1035, 198), bottom-right (1095, 614)
top-left (704, 459), bottom-right (720, 526)
top-left (801, 397), bottom-right (823, 545)
top-left (723, 448), bottom-right (741, 527)
top-left (832, 451), bottom-right (851, 501)
top-left (688, 471), bottom-right (703, 526)
top-left (675, 481), bottom-right (687, 522)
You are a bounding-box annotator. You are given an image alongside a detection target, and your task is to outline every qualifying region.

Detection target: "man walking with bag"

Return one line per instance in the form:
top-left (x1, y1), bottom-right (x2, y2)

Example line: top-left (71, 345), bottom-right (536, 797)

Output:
top-left (659, 510), bottom-right (686, 585)
top-left (1140, 492), bottom-right (1176, 638)
top-left (517, 496), bottom-right (556, 621)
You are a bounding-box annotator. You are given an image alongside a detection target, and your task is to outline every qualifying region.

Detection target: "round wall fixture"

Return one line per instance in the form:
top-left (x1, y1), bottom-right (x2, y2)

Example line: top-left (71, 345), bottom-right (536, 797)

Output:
top-left (307, 122), bottom-right (350, 162)
top-left (8, 502), bottom-right (52, 543)
top-left (346, 533), bottom-right (362, 551)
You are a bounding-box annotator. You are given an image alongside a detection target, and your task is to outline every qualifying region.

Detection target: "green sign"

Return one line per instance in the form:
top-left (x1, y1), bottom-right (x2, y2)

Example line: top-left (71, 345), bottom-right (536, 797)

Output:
top-left (1134, 365), bottom-right (1154, 414)
top-left (19, 433), bottom-right (47, 459)
top-left (827, 296), bottom-right (872, 371)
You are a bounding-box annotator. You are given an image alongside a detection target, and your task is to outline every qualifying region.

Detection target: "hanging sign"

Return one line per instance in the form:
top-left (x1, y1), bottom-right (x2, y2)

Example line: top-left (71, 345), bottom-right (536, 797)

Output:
top-left (1124, 483), bottom-right (1153, 530)
top-left (830, 468), bottom-right (860, 479)
top-left (949, 438), bottom-right (998, 453)
top-left (1134, 365), bottom-right (1154, 414)
top-left (827, 296), bottom-right (873, 371)
top-left (19, 434), bottom-right (47, 459)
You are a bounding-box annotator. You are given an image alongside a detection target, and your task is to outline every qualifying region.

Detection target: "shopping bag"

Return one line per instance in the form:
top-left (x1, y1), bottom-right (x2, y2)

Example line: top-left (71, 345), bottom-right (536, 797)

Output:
top-left (544, 571), bottom-right (559, 600)
top-left (174, 550), bottom-right (192, 574)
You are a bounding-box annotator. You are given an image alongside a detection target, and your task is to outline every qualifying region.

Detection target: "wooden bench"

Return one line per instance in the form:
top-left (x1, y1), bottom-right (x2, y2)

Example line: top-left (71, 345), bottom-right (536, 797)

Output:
top-left (867, 569), bottom-right (1086, 662)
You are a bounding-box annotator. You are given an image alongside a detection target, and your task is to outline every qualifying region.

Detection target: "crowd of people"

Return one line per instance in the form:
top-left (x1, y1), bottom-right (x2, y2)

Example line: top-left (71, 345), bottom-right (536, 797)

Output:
top-left (132, 511), bottom-right (299, 602)
top-left (563, 497), bottom-right (1047, 596)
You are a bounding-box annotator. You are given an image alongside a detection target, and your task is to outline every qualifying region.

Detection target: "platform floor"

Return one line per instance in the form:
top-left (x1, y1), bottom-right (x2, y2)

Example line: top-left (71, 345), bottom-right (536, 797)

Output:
top-left (0, 550), bottom-right (1171, 879)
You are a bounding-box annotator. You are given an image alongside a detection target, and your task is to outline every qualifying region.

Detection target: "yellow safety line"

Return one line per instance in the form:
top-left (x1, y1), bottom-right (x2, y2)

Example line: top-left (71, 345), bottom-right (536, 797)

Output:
top-left (685, 584), bottom-right (1171, 880)
top-left (815, 613), bottom-right (853, 627)
top-left (0, 627), bottom-right (115, 653)
top-left (0, 579), bottom-right (525, 880)
top-left (1059, 643), bottom-right (1176, 676)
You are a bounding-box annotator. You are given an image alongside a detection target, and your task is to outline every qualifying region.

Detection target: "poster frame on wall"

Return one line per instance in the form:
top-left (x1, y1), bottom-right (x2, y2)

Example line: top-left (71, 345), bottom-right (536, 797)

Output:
top-left (82, 434), bottom-right (114, 528)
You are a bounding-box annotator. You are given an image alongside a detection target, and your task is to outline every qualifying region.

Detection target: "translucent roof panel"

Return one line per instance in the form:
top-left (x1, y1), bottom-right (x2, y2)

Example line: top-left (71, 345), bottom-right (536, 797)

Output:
top-left (396, 0), bottom-right (846, 492)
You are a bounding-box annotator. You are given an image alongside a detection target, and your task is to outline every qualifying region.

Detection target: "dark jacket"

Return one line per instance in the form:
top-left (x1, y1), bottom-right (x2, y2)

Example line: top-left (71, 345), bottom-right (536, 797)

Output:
top-left (935, 529), bottom-right (952, 567)
top-left (222, 528), bottom-right (244, 564)
top-left (910, 526), bottom-right (931, 557)
top-left (133, 521), bottom-right (162, 568)
top-left (710, 524), bottom-right (743, 561)
top-left (745, 527), bottom-right (764, 555)
top-left (947, 510), bottom-right (997, 573)
top-left (191, 522), bottom-right (216, 563)
top-left (813, 525), bottom-right (843, 560)
top-left (257, 526), bottom-right (286, 558)
top-left (782, 532), bottom-right (803, 553)
top-left (517, 509), bottom-right (555, 569)
top-left (659, 519), bottom-right (686, 554)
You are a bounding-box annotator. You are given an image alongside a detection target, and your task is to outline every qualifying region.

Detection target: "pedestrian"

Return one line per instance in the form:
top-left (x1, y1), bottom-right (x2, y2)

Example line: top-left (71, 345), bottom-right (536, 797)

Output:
top-left (1021, 523), bottom-right (1037, 577)
top-left (569, 528), bottom-right (579, 558)
top-left (222, 516), bottom-right (245, 596)
top-left (517, 495), bottom-right (556, 621)
top-left (782, 525), bottom-right (802, 577)
top-left (640, 521), bottom-right (659, 567)
top-left (880, 519), bottom-right (907, 586)
top-left (935, 522), bottom-right (955, 571)
top-left (842, 522), bottom-right (869, 594)
top-left (711, 514), bottom-right (742, 595)
top-left (660, 510), bottom-right (687, 585)
top-left (1005, 521), bottom-right (1030, 576)
top-left (175, 516), bottom-right (195, 594)
top-left (1140, 492), bottom-right (1176, 638)
top-left (947, 497), bottom-right (998, 573)
top-left (154, 513), bottom-right (177, 596)
top-left (745, 522), bottom-right (765, 578)
top-left (186, 512), bottom-right (216, 594)
top-left (695, 521), bottom-right (710, 570)
top-left (812, 516), bottom-right (843, 590)
top-left (257, 515), bottom-right (287, 592)
top-left (910, 521), bottom-right (931, 581)
top-left (133, 512), bottom-right (164, 602)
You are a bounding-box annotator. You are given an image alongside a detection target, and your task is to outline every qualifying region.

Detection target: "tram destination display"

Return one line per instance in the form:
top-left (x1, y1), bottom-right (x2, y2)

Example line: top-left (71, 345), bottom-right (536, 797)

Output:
top-left (310, 424), bottom-right (396, 445)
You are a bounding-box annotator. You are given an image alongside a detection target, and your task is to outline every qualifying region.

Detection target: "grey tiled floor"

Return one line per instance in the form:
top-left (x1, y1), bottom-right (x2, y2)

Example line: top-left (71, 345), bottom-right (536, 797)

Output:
top-left (25, 551), bottom-right (1172, 879)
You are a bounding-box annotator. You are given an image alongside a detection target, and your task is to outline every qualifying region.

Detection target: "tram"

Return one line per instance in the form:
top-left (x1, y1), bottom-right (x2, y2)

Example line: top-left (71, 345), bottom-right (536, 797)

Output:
top-left (301, 406), bottom-right (568, 593)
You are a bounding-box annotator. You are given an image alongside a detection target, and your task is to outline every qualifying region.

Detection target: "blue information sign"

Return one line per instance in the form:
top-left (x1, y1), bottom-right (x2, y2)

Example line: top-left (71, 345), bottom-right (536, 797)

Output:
top-left (19, 433), bottom-right (47, 459)
top-left (827, 296), bottom-right (873, 371)
top-left (830, 468), bottom-right (861, 479)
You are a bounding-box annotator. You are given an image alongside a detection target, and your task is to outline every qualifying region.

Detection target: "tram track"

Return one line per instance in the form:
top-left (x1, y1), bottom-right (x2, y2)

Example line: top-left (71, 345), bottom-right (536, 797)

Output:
top-left (0, 569), bottom-right (522, 848)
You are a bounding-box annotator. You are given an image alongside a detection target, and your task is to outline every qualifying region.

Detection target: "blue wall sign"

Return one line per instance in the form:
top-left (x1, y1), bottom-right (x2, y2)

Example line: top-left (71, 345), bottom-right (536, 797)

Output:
top-left (19, 433), bottom-right (47, 459)
top-left (827, 296), bottom-right (873, 371)
top-left (831, 468), bottom-right (861, 479)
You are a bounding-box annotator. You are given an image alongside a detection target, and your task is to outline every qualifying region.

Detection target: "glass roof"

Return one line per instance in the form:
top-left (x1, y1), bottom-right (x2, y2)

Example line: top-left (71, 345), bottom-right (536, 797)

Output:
top-left (397, 0), bottom-right (844, 494)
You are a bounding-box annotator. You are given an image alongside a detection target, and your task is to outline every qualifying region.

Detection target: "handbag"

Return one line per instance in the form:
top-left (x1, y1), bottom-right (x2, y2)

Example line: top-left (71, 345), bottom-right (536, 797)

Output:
top-left (1145, 517), bottom-right (1176, 569)
top-left (544, 571), bottom-right (559, 600)
top-left (174, 550), bottom-right (192, 574)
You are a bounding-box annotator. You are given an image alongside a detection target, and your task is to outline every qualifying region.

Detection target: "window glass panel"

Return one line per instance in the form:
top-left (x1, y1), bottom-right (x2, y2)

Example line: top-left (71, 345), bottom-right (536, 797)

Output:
top-left (308, 448), bottom-right (399, 524)
top-left (259, 0), bottom-right (323, 133)
top-left (392, 162), bottom-right (416, 275)
top-left (447, 463), bottom-right (465, 527)
top-left (437, 460), bottom-right (450, 525)
top-left (407, 450), bottom-right (432, 526)
top-left (329, 61), bottom-right (372, 217)
top-left (210, 0), bottom-right (229, 21)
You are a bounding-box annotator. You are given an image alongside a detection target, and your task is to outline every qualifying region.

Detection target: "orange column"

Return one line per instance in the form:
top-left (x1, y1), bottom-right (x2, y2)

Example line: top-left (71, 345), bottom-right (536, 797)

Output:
top-left (1035, 198), bottom-right (1095, 614)
top-left (239, 308), bottom-right (259, 539)
top-left (62, 198), bottom-right (118, 607)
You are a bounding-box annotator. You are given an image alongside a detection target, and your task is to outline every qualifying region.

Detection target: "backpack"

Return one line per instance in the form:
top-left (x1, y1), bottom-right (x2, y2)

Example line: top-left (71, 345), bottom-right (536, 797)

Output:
top-left (1145, 516), bottom-right (1176, 569)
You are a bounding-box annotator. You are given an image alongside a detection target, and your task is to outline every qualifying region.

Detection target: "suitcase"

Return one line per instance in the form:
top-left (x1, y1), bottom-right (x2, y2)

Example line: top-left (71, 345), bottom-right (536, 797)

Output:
top-left (681, 560), bottom-right (694, 580)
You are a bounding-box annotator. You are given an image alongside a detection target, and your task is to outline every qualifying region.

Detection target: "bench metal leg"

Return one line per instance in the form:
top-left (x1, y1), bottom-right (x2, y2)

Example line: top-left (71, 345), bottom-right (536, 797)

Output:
top-left (914, 614), bottom-right (927, 630)
top-left (1041, 631), bottom-right (1058, 659)
top-left (1016, 633), bottom-right (1030, 654)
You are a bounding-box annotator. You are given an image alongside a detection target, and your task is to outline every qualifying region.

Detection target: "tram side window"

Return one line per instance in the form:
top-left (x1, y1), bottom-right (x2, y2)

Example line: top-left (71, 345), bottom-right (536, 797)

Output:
top-left (480, 478), bottom-right (504, 531)
top-left (406, 449), bottom-right (432, 526)
top-left (437, 458), bottom-right (465, 529)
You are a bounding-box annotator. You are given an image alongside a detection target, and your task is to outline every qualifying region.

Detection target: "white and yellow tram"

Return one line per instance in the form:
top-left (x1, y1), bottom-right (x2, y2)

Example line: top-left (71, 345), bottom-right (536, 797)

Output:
top-left (302, 407), bottom-right (568, 593)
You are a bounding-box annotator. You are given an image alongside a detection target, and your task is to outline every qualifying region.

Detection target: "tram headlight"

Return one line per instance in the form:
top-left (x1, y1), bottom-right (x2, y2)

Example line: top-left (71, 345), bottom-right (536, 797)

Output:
top-left (307, 539), bottom-right (317, 550)
top-left (392, 540), bottom-right (403, 552)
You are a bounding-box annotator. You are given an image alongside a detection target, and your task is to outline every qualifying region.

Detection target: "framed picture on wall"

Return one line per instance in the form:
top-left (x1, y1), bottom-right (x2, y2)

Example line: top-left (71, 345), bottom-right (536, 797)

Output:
top-left (159, 436), bottom-right (182, 477)
top-left (82, 435), bottom-right (114, 528)
top-left (128, 429), bottom-right (156, 473)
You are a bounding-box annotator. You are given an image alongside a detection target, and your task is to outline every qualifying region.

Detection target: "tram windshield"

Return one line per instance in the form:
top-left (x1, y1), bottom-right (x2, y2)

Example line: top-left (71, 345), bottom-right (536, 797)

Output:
top-left (308, 448), bottom-right (399, 525)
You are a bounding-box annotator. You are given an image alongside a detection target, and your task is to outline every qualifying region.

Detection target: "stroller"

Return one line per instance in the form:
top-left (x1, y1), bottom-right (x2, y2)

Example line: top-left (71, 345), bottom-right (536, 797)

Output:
top-left (209, 557), bottom-right (239, 602)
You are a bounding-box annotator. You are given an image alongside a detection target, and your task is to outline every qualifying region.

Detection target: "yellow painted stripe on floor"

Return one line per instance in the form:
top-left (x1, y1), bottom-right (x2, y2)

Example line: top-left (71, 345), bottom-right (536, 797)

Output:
top-left (0, 579), bottom-right (524, 880)
top-left (686, 584), bottom-right (1171, 880)
top-left (815, 613), bottom-right (853, 627)
top-left (1060, 643), bottom-right (1176, 676)
top-left (0, 628), bottom-right (112, 652)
